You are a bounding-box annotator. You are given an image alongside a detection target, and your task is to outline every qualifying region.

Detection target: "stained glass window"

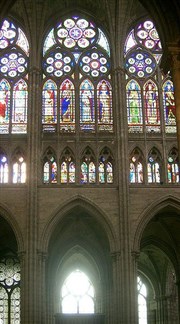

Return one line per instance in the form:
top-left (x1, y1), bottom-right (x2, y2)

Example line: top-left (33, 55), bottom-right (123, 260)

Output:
top-left (167, 148), bottom-right (179, 183)
top-left (81, 148), bottom-right (96, 184)
top-left (147, 148), bottom-right (161, 183)
top-left (42, 15), bottom-right (112, 133)
top-left (126, 80), bottom-right (143, 132)
top-left (0, 255), bottom-right (21, 324)
top-left (130, 148), bottom-right (143, 183)
top-left (61, 269), bottom-right (95, 314)
top-left (43, 148), bottom-right (57, 184)
top-left (99, 147), bottom-right (113, 183)
top-left (60, 79), bottom-right (75, 132)
top-left (124, 19), bottom-right (166, 135)
top-left (80, 79), bottom-right (95, 131)
top-left (144, 80), bottom-right (160, 133)
top-left (0, 150), bottom-right (8, 183)
top-left (163, 79), bottom-right (176, 133)
top-left (12, 150), bottom-right (26, 183)
top-left (0, 19), bottom-right (29, 134)
top-left (42, 80), bottom-right (57, 132)
top-left (60, 148), bottom-right (75, 183)
top-left (12, 79), bottom-right (28, 133)
top-left (124, 19), bottom-right (162, 70)
top-left (97, 80), bottom-right (113, 131)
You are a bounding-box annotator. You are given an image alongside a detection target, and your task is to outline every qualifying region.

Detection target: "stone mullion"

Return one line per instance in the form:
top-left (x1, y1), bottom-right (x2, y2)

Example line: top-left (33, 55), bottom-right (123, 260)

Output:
top-left (24, 67), bottom-right (41, 324)
top-left (169, 46), bottom-right (180, 168)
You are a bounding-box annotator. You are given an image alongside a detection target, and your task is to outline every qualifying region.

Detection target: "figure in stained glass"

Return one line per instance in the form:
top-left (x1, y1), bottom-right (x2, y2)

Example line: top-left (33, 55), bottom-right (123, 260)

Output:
top-left (163, 80), bottom-right (176, 124)
top-left (42, 80), bottom-right (57, 123)
top-left (60, 79), bottom-right (74, 122)
top-left (144, 81), bottom-right (159, 125)
top-left (98, 80), bottom-right (111, 123)
top-left (127, 80), bottom-right (142, 124)
top-left (12, 80), bottom-right (27, 123)
top-left (80, 80), bottom-right (94, 122)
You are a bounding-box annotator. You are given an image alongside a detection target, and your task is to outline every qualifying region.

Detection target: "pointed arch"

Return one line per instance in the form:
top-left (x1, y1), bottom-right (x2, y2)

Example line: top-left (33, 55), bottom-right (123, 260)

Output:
top-left (80, 147), bottom-right (96, 184)
top-left (147, 147), bottom-right (162, 183)
top-left (11, 147), bottom-right (26, 183)
top-left (133, 195), bottom-right (180, 252)
top-left (43, 147), bottom-right (57, 184)
top-left (129, 147), bottom-right (144, 183)
top-left (60, 147), bottom-right (75, 184)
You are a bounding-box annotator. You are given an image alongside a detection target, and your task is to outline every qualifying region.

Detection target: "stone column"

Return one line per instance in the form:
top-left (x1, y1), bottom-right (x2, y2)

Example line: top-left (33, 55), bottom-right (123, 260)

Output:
top-left (37, 251), bottom-right (48, 324)
top-left (110, 251), bottom-right (122, 323)
top-left (23, 67), bottom-right (41, 324)
top-left (18, 251), bottom-right (26, 323)
top-left (168, 45), bottom-right (180, 166)
top-left (176, 279), bottom-right (180, 324)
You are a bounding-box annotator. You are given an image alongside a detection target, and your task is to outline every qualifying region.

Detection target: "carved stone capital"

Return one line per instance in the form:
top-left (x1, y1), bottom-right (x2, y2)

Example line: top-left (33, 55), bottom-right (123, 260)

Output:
top-left (111, 251), bottom-right (121, 262)
top-left (131, 250), bottom-right (140, 261)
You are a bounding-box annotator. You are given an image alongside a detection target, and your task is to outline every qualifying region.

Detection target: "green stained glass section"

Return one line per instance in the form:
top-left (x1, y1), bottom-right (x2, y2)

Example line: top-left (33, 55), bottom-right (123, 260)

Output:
top-left (126, 79), bottom-right (143, 133)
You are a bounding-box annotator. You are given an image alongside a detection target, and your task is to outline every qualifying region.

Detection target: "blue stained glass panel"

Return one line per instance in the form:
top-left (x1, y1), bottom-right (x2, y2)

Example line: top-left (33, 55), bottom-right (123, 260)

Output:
top-left (80, 79), bottom-right (95, 131)
top-left (163, 80), bottom-right (176, 133)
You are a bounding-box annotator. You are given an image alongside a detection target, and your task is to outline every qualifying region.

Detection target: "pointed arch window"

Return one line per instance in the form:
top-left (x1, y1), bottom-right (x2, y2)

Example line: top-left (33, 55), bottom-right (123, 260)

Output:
top-left (124, 19), bottom-right (164, 134)
top-left (147, 148), bottom-right (161, 183)
top-left (0, 19), bottom-right (29, 134)
top-left (126, 79), bottom-right (143, 133)
top-left (43, 148), bottom-right (57, 184)
top-left (12, 150), bottom-right (26, 183)
top-left (81, 148), bottom-right (96, 184)
top-left (99, 147), bottom-right (113, 183)
top-left (167, 148), bottom-right (179, 183)
top-left (162, 79), bottom-right (176, 133)
top-left (0, 150), bottom-right (8, 183)
top-left (61, 269), bottom-right (95, 314)
top-left (130, 148), bottom-right (143, 183)
top-left (42, 15), bottom-right (112, 133)
top-left (0, 254), bottom-right (21, 323)
top-left (60, 148), bottom-right (75, 183)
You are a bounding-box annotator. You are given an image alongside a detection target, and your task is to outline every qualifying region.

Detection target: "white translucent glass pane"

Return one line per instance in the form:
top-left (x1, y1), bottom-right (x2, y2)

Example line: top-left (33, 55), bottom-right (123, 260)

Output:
top-left (138, 294), bottom-right (147, 324)
top-left (44, 162), bottom-right (49, 183)
top-left (21, 162), bottom-right (26, 183)
top-left (13, 163), bottom-right (18, 183)
top-left (62, 295), bottom-right (77, 314)
top-left (79, 296), bottom-right (94, 313)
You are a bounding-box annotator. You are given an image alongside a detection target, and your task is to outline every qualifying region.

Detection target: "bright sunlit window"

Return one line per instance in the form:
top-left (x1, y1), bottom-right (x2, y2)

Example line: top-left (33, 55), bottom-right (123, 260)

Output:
top-left (61, 269), bottom-right (95, 314)
top-left (138, 276), bottom-right (147, 324)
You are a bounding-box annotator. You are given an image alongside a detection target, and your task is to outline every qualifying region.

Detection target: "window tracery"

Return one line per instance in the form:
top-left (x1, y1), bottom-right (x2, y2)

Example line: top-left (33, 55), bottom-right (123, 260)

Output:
top-left (147, 148), bottom-right (161, 183)
top-left (130, 148), bottom-right (143, 183)
top-left (42, 15), bottom-right (112, 133)
top-left (43, 148), bottom-right (57, 184)
top-left (0, 19), bottom-right (29, 134)
top-left (167, 148), bottom-right (179, 183)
